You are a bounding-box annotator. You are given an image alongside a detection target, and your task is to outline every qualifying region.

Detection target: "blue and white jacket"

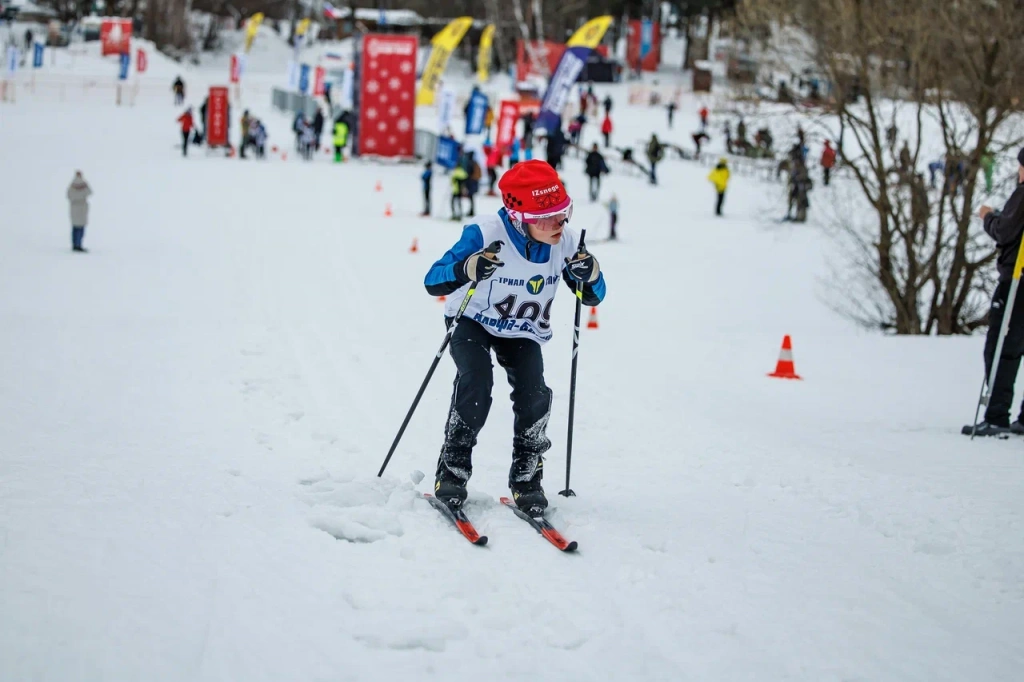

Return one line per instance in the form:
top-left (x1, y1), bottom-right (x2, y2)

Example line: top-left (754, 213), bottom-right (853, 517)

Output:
top-left (424, 208), bottom-right (606, 344)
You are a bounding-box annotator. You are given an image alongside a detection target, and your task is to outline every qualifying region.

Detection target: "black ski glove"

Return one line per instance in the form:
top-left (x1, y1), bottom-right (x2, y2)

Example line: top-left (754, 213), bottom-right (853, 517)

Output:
top-left (565, 248), bottom-right (600, 284)
top-left (456, 240), bottom-right (504, 283)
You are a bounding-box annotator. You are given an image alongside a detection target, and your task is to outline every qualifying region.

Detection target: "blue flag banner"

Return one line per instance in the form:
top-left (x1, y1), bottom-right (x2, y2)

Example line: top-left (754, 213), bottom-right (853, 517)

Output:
top-left (118, 52), bottom-right (130, 80)
top-left (33, 43), bottom-right (44, 68)
top-left (640, 19), bottom-right (653, 59)
top-left (436, 136), bottom-right (460, 169)
top-left (465, 90), bottom-right (488, 135)
top-left (298, 63), bottom-right (311, 93)
top-left (536, 46), bottom-right (588, 132)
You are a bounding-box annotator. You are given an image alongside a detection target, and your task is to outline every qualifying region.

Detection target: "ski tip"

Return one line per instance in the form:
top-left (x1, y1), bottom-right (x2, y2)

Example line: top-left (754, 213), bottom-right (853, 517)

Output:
top-left (475, 535), bottom-right (489, 546)
top-left (499, 496), bottom-right (513, 506)
top-left (563, 540), bottom-right (578, 553)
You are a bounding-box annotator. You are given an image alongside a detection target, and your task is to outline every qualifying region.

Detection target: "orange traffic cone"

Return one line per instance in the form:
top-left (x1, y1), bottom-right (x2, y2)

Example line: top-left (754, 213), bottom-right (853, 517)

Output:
top-left (768, 335), bottom-right (803, 380)
top-left (586, 306), bottom-right (599, 329)
top-left (384, 203), bottom-right (393, 217)
top-left (271, 145), bottom-right (279, 153)
top-left (409, 237), bottom-right (418, 253)
top-left (375, 180), bottom-right (383, 192)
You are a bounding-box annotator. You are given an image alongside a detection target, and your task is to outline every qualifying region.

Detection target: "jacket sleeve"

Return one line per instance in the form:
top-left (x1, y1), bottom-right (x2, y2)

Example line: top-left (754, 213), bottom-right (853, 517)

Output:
top-left (984, 185), bottom-right (1024, 246)
top-left (424, 224), bottom-right (484, 296)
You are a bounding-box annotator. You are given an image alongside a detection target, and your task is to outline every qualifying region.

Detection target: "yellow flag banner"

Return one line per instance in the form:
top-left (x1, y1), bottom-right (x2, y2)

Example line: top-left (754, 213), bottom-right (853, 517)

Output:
top-left (477, 24), bottom-right (495, 83)
top-left (296, 18), bottom-right (311, 37)
top-left (244, 13), bottom-right (264, 54)
top-left (566, 15), bottom-right (613, 49)
top-left (416, 16), bottom-right (473, 106)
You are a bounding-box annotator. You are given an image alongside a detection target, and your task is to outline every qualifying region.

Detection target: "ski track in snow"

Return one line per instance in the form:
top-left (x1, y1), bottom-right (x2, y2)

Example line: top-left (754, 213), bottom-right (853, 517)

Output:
top-left (1, 37), bottom-right (1023, 682)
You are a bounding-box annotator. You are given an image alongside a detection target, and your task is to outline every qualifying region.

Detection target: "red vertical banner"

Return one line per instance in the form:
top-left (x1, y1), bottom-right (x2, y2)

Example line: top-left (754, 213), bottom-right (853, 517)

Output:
top-left (495, 100), bottom-right (521, 151)
top-left (230, 54), bottom-right (240, 83)
top-left (626, 20), bottom-right (661, 72)
top-left (136, 48), bottom-right (147, 73)
top-left (358, 34), bottom-right (417, 157)
top-left (206, 86), bottom-right (229, 147)
top-left (313, 66), bottom-right (325, 96)
top-left (100, 19), bottom-right (132, 56)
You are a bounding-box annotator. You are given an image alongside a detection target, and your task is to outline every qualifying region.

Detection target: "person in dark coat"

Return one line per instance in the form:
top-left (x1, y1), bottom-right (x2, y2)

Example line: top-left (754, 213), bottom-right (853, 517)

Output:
top-left (602, 95), bottom-right (612, 117)
top-left (421, 161), bottom-right (432, 217)
top-left (646, 134), bottom-right (664, 185)
top-left (313, 108), bottom-right (325, 152)
top-left (964, 148), bottom-right (1024, 436)
top-left (584, 144), bottom-right (610, 201)
top-left (172, 76), bottom-right (185, 105)
top-left (545, 127), bottom-right (567, 170)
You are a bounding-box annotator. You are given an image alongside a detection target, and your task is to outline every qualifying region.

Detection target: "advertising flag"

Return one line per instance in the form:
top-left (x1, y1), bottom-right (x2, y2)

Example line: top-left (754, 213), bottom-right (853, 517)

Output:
top-left (244, 13), bottom-right (264, 53)
top-left (495, 100), bottom-right (520, 151)
top-left (33, 42), bottom-right (44, 68)
top-left (536, 16), bottom-right (612, 132)
top-left (415, 16), bottom-right (472, 106)
top-left (230, 53), bottom-right (241, 83)
top-left (465, 89), bottom-right (488, 135)
top-left (136, 47), bottom-right (148, 73)
top-left (206, 86), bottom-right (230, 147)
top-left (358, 34), bottom-right (417, 157)
top-left (100, 18), bottom-right (132, 56)
top-left (299, 63), bottom-right (311, 94)
top-left (313, 66), bottom-right (326, 96)
top-left (118, 52), bottom-right (130, 80)
top-left (477, 24), bottom-right (494, 82)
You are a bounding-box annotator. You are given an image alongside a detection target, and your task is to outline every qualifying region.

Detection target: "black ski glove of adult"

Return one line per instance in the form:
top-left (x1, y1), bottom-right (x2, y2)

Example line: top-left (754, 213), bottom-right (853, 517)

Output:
top-left (456, 240), bottom-right (504, 283)
top-left (565, 247), bottom-right (601, 284)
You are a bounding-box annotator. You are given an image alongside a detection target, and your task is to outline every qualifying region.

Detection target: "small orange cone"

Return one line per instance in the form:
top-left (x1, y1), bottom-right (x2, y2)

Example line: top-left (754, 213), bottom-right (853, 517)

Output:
top-left (438, 295), bottom-right (447, 302)
top-left (586, 306), bottom-right (599, 329)
top-left (281, 151), bottom-right (287, 161)
top-left (409, 237), bottom-right (418, 253)
top-left (768, 335), bottom-right (803, 380)
top-left (271, 145), bottom-right (279, 153)
top-left (384, 203), bottom-right (393, 217)
top-left (375, 180), bottom-right (383, 192)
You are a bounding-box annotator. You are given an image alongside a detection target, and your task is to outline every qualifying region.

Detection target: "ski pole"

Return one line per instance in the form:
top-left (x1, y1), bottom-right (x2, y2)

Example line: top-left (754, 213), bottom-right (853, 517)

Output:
top-left (377, 240), bottom-right (503, 477)
top-left (559, 228), bottom-right (587, 497)
top-left (970, 234), bottom-right (1024, 439)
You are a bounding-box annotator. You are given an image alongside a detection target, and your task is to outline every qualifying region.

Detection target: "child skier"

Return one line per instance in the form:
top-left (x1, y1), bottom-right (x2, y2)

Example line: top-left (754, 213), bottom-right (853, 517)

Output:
top-left (423, 160), bottom-right (607, 514)
top-left (708, 157), bottom-right (730, 216)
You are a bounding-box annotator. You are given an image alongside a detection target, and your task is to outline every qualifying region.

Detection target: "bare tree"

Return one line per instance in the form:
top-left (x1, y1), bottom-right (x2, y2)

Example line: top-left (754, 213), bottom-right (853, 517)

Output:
top-left (740, 0), bottom-right (1024, 334)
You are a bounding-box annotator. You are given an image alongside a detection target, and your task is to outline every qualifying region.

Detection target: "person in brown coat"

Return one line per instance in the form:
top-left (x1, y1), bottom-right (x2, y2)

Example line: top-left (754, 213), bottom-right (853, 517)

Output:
top-left (67, 171), bottom-right (92, 253)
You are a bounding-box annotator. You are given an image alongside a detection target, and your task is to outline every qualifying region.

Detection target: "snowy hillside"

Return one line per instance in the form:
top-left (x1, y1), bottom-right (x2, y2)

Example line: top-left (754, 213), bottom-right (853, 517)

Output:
top-left (1, 38), bottom-right (1023, 682)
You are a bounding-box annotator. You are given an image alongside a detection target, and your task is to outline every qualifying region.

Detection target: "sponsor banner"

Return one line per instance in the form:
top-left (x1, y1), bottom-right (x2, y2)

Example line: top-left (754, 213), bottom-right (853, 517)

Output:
top-left (535, 16), bottom-right (612, 131)
top-left (358, 34), bottom-right (417, 157)
top-left (495, 100), bottom-right (520, 151)
top-left (100, 18), bottom-right (132, 56)
top-left (33, 43), bottom-right (44, 68)
top-left (477, 24), bottom-right (494, 82)
top-left (245, 13), bottom-right (264, 53)
top-left (118, 52), bottom-right (130, 80)
top-left (230, 53), bottom-right (241, 83)
top-left (207, 86), bottom-right (230, 147)
top-left (136, 47), bottom-right (148, 73)
top-left (437, 86), bottom-right (456, 131)
top-left (313, 66), bottom-right (326, 96)
top-left (436, 135), bottom-right (460, 169)
top-left (415, 16), bottom-right (472, 106)
top-left (465, 89), bottom-right (488, 135)
top-left (627, 19), bottom-right (661, 72)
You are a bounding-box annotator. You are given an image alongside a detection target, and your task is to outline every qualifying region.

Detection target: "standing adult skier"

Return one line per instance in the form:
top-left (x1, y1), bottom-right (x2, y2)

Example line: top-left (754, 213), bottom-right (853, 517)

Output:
top-left (963, 148), bottom-right (1024, 436)
top-left (424, 160), bottom-right (607, 513)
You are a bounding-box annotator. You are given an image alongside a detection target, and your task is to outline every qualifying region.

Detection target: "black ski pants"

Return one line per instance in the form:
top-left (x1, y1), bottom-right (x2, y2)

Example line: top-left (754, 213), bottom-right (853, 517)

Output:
top-left (588, 175), bottom-right (600, 201)
top-left (716, 191), bottom-right (726, 216)
top-left (983, 280), bottom-right (1024, 425)
top-left (437, 319), bottom-right (552, 487)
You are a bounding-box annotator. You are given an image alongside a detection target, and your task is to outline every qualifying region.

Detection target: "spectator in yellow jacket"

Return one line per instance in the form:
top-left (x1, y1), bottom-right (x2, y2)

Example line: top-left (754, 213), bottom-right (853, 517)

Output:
top-left (708, 158), bottom-right (730, 216)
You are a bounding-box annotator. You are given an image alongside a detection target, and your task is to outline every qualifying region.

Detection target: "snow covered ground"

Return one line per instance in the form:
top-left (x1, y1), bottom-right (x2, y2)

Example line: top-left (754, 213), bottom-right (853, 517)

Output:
top-left (1, 37), bottom-right (1023, 682)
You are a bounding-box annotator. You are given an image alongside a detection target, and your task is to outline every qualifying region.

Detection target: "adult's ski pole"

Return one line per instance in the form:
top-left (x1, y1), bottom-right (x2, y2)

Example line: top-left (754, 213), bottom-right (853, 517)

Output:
top-left (560, 228), bottom-right (587, 497)
top-left (377, 240), bottom-right (503, 477)
top-left (970, 236), bottom-right (1024, 439)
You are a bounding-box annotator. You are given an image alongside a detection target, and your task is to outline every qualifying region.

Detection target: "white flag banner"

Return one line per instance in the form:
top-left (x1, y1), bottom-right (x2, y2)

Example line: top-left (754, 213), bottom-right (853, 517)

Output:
top-left (437, 86), bottom-right (456, 132)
